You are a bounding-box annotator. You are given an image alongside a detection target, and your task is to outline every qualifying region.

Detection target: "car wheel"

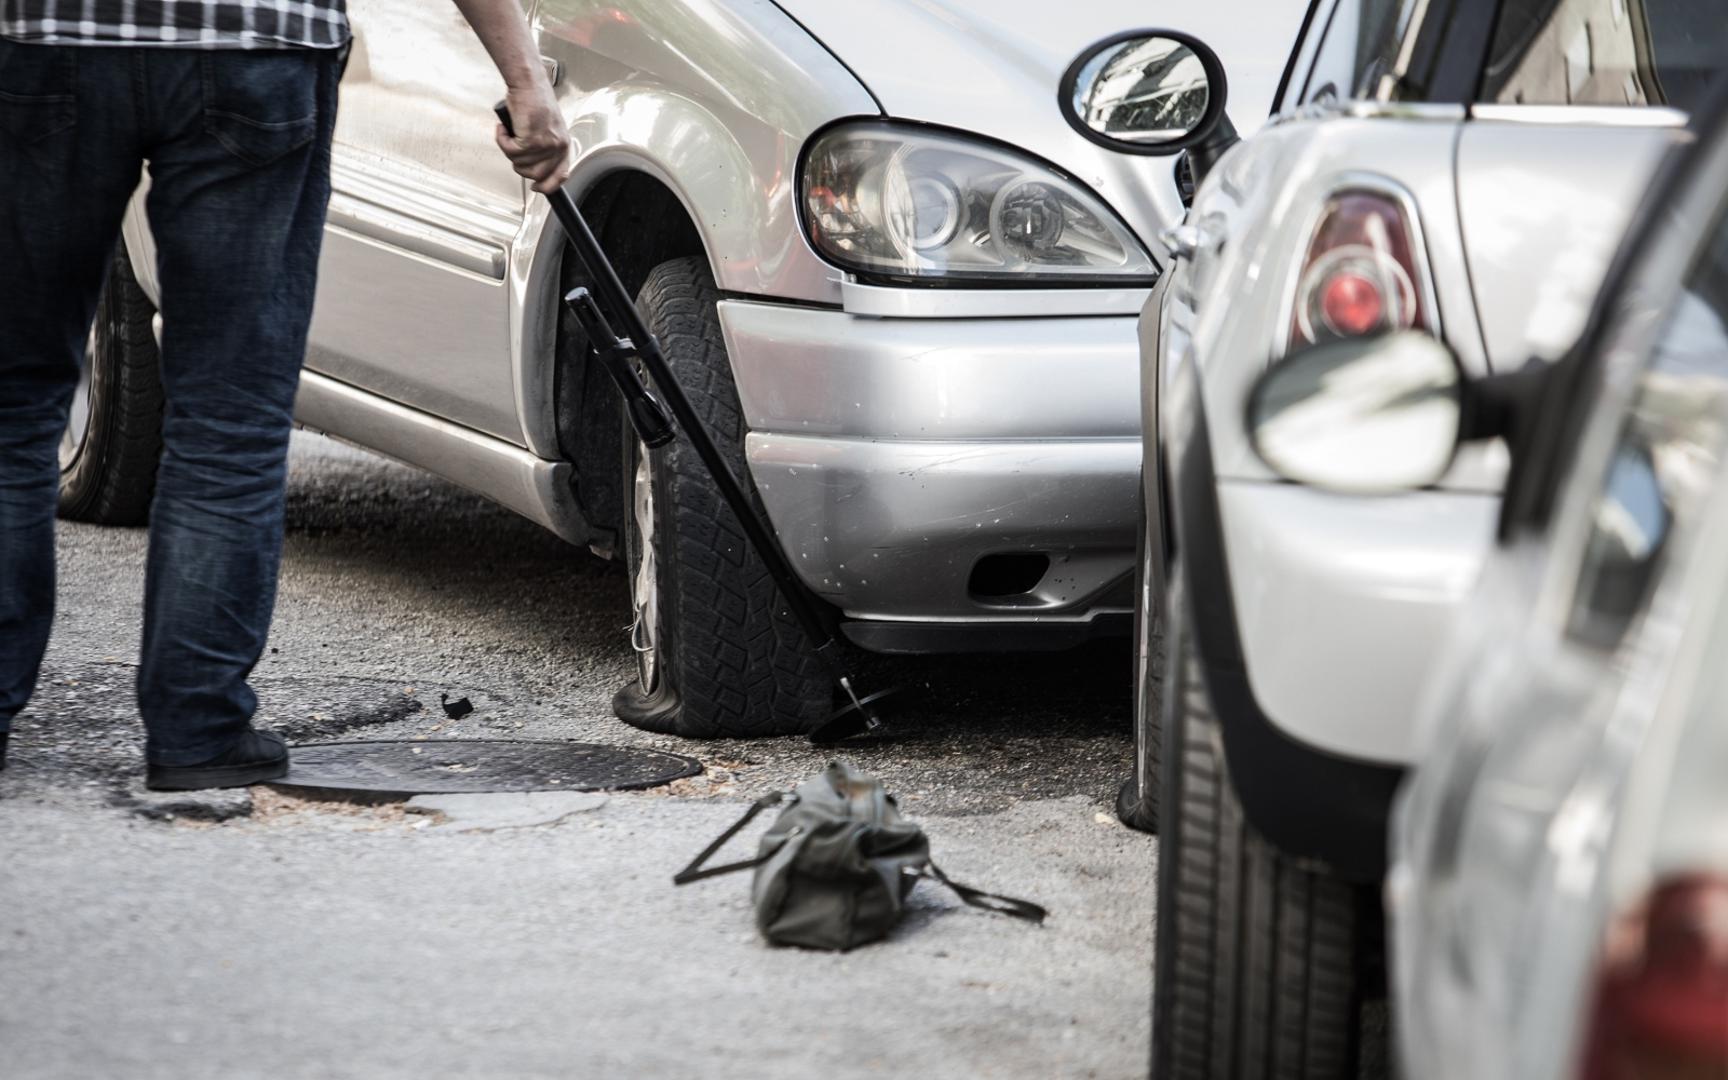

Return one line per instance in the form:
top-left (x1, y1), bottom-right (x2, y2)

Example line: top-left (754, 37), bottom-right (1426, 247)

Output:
top-left (611, 256), bottom-right (830, 738)
top-left (1116, 512), bottom-right (1161, 832)
top-left (59, 246), bottom-right (165, 525)
top-left (1153, 567), bottom-right (1368, 1079)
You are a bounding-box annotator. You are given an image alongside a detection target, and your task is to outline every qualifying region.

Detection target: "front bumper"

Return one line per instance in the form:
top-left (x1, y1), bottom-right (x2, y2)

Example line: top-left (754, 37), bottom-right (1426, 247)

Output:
top-left (719, 300), bottom-right (1142, 648)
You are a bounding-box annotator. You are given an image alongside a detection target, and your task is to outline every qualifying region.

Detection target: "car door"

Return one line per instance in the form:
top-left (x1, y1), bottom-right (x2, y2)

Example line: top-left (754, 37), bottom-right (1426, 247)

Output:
top-left (304, 0), bottom-right (536, 444)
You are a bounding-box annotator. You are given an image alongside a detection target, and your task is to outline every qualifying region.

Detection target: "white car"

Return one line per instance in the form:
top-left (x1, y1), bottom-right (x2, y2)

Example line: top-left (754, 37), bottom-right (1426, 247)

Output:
top-left (1247, 84), bottom-right (1728, 1080)
top-left (67, 0), bottom-right (1300, 739)
top-left (1061, 0), bottom-right (1719, 1074)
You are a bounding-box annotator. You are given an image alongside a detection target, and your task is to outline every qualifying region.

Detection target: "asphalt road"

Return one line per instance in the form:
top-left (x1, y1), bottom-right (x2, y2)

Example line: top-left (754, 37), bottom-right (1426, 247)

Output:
top-left (0, 433), bottom-right (1155, 1080)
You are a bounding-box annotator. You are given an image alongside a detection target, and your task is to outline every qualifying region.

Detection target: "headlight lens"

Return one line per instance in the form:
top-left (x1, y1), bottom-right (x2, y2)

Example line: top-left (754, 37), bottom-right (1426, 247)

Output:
top-left (801, 122), bottom-right (1156, 284)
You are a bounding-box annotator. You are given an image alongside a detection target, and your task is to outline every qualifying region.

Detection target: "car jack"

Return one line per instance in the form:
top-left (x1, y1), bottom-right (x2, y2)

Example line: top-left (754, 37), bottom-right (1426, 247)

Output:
top-left (498, 104), bottom-right (890, 744)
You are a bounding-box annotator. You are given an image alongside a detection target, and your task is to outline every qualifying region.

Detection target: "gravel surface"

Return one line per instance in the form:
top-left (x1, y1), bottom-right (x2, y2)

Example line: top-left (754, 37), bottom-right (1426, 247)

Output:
top-left (0, 433), bottom-right (1155, 1080)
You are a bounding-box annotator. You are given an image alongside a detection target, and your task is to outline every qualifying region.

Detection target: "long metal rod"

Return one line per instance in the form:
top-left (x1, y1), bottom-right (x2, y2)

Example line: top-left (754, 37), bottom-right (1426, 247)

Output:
top-left (543, 187), bottom-right (846, 666)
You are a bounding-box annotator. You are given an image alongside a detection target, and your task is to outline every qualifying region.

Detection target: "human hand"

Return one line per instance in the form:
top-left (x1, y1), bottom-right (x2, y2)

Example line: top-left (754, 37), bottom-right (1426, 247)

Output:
top-left (495, 80), bottom-right (572, 194)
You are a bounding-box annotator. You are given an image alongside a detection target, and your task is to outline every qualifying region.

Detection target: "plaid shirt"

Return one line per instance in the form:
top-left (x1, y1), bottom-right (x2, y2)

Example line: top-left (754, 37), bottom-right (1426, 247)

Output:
top-left (0, 0), bottom-right (347, 48)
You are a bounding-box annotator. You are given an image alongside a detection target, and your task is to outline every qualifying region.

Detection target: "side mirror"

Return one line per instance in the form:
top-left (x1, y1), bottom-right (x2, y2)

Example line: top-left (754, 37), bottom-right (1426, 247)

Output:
top-left (1248, 332), bottom-right (1467, 494)
top-left (1060, 30), bottom-right (1228, 156)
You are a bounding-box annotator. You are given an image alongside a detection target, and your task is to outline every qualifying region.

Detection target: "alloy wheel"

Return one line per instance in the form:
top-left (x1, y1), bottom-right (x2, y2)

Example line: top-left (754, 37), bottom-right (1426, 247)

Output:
top-left (628, 442), bottom-right (661, 692)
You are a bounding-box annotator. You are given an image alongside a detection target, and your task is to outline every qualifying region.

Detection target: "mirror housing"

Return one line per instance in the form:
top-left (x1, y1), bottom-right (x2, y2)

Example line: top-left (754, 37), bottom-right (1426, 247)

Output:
top-left (1059, 30), bottom-right (1229, 156)
top-left (1247, 332), bottom-right (1468, 494)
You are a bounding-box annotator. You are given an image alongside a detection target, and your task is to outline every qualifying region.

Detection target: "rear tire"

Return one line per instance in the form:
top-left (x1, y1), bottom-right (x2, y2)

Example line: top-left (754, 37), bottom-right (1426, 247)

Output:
top-left (1152, 570), bottom-right (1367, 1079)
top-left (59, 246), bottom-right (164, 525)
top-left (611, 257), bottom-right (830, 738)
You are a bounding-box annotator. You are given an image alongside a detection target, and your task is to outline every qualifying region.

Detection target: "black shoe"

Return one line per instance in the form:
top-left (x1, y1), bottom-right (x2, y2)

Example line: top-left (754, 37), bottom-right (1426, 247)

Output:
top-left (146, 729), bottom-right (289, 791)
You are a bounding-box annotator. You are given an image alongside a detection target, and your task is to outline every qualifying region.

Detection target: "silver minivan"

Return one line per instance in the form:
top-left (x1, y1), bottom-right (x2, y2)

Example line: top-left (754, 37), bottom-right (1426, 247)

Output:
top-left (63, 1), bottom-right (1297, 737)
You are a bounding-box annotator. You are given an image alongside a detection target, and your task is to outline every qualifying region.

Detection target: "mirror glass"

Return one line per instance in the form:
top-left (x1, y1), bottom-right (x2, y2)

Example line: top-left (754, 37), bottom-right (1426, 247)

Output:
top-left (1070, 36), bottom-right (1211, 145)
top-left (1249, 332), bottom-right (1465, 494)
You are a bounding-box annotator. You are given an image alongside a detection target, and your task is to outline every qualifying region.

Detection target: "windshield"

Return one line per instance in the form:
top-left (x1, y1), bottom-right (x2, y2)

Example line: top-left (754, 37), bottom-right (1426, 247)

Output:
top-left (1480, 0), bottom-right (1726, 111)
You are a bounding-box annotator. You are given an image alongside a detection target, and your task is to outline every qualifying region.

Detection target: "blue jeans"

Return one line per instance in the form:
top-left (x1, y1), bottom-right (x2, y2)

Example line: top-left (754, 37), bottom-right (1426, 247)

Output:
top-left (0, 42), bottom-right (341, 765)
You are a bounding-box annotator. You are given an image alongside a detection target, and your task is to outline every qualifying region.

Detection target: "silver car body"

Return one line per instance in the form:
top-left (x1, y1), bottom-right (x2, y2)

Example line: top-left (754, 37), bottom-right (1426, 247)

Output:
top-left (1392, 106), bottom-right (1728, 1077)
top-left (120, 0), bottom-right (1301, 646)
top-left (1155, 0), bottom-right (1686, 764)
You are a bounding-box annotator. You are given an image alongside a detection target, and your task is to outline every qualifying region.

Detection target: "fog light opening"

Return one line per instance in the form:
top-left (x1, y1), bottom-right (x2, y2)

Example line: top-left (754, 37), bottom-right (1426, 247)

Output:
top-left (968, 553), bottom-right (1051, 600)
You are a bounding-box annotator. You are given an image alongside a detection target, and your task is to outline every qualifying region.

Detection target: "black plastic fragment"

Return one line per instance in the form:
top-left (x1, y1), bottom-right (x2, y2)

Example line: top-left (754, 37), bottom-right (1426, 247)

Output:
top-left (441, 693), bottom-right (475, 720)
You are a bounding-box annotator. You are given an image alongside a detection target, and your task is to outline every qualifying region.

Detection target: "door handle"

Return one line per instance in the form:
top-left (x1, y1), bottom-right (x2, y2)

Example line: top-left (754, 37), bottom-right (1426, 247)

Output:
top-left (542, 56), bottom-right (562, 87)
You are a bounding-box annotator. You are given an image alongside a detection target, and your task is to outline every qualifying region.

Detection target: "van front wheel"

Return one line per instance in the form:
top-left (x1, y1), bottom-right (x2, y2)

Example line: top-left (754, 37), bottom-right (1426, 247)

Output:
top-left (611, 257), bottom-right (830, 739)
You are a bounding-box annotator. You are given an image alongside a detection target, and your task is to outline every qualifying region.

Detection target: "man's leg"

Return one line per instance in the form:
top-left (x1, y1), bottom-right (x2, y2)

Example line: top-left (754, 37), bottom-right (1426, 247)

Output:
top-left (135, 48), bottom-right (341, 769)
top-left (0, 44), bottom-right (142, 745)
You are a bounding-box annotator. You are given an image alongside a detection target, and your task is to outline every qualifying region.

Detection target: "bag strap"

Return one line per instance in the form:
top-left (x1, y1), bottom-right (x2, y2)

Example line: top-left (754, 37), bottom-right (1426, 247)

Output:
top-left (922, 861), bottom-right (1048, 924)
top-left (673, 792), bottom-right (788, 885)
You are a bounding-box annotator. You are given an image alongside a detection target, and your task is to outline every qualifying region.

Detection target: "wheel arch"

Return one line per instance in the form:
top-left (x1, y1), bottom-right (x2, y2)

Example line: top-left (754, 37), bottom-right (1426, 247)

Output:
top-left (522, 162), bottom-right (711, 550)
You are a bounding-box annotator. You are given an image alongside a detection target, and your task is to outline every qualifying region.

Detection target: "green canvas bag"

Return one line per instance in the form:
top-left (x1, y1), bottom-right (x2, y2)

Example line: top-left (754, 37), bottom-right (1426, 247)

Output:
top-left (674, 760), bottom-right (1047, 951)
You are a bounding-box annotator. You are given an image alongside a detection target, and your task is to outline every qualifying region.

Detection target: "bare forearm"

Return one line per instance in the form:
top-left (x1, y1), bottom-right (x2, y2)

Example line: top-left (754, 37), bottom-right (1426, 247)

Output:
top-left (451, 0), bottom-right (541, 88)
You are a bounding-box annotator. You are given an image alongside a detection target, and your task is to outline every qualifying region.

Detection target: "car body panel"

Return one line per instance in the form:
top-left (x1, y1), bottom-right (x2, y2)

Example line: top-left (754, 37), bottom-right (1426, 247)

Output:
top-left (722, 300), bottom-right (1141, 440)
top-left (539, 0), bottom-right (880, 306)
top-left (746, 430), bottom-right (1139, 620)
top-left (307, 0), bottom-right (528, 442)
top-left (1176, 113), bottom-right (1490, 485)
top-left (723, 299), bottom-right (1142, 622)
top-left (1455, 119), bottom-right (1688, 365)
top-left (1217, 479), bottom-right (1499, 764)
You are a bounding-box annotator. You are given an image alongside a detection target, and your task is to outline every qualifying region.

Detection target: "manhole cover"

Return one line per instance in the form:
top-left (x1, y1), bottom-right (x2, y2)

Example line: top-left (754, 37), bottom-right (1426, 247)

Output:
top-left (273, 740), bottom-right (701, 798)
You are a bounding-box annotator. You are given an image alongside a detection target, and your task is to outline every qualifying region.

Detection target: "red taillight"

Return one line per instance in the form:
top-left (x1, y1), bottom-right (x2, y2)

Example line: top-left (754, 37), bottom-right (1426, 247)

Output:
top-left (1288, 190), bottom-right (1432, 350)
top-left (1320, 271), bottom-right (1385, 337)
top-left (1581, 875), bottom-right (1728, 1080)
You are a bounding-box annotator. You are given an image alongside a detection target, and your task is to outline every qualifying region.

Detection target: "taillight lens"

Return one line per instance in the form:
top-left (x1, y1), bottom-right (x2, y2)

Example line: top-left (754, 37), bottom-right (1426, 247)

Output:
top-left (1581, 875), bottom-right (1728, 1080)
top-left (1287, 190), bottom-right (1433, 350)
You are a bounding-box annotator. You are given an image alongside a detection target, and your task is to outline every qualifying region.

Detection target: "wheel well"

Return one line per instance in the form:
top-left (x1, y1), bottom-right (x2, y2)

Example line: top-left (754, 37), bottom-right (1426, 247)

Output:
top-left (555, 171), bottom-right (707, 550)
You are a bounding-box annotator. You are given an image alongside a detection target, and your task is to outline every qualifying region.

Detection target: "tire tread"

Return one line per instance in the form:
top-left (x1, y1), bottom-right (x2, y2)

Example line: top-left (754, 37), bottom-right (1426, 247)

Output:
top-left (616, 257), bottom-right (828, 738)
top-left (1154, 586), bottom-right (1365, 1080)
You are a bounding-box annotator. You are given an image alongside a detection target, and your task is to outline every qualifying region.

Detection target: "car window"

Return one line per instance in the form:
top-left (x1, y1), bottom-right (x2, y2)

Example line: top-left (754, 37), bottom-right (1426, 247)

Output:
top-left (1479, 0), bottom-right (1727, 111)
top-left (1298, 0), bottom-right (1422, 104)
top-left (1569, 214), bottom-right (1728, 648)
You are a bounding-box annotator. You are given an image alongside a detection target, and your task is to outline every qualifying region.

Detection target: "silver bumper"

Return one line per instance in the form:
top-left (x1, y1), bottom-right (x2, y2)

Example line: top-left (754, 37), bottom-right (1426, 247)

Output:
top-left (720, 300), bottom-right (1142, 638)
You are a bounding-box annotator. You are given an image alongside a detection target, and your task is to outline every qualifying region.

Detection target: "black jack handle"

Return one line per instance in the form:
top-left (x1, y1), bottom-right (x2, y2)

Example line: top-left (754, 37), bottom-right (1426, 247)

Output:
top-left (496, 102), bottom-right (883, 741)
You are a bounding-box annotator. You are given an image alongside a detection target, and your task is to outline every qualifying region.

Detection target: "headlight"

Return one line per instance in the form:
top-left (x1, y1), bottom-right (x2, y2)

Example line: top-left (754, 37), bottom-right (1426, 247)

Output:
top-left (800, 121), bottom-right (1156, 285)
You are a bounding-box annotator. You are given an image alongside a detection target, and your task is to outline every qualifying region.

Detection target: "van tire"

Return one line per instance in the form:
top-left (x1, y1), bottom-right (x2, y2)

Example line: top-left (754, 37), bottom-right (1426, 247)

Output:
top-left (611, 257), bottom-right (830, 738)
